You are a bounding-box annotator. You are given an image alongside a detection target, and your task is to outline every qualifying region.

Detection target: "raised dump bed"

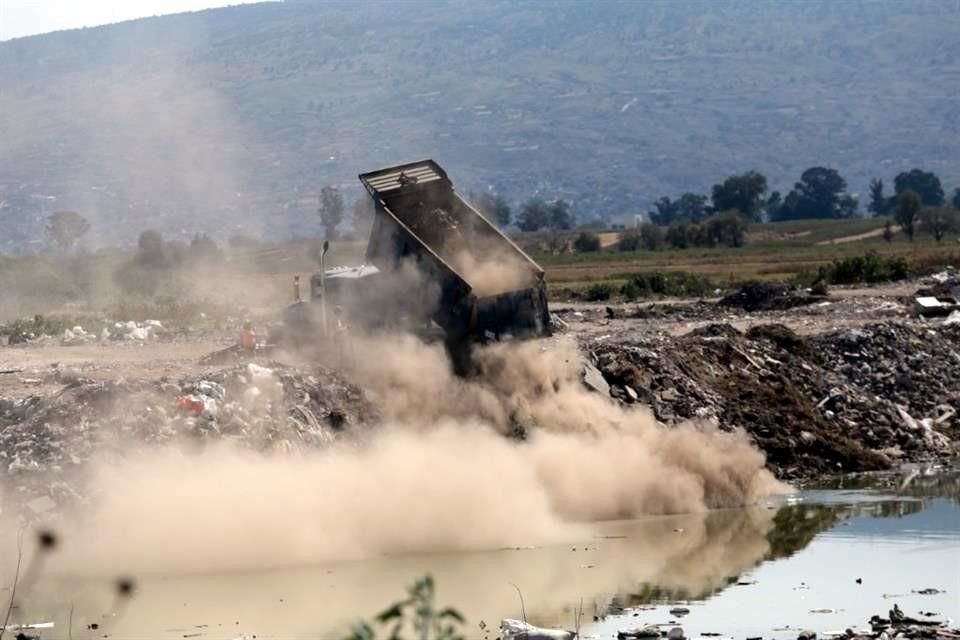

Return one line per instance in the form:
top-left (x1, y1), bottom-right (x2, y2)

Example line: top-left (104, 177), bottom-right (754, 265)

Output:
top-left (359, 159), bottom-right (551, 345)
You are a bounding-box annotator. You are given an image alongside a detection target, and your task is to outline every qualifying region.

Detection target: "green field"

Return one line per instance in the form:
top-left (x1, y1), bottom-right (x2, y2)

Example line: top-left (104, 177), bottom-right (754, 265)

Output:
top-left (530, 218), bottom-right (958, 297)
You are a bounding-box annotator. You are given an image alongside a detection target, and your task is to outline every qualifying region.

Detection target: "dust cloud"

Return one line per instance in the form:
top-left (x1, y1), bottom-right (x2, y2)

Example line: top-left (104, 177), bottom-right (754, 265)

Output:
top-left (454, 249), bottom-right (535, 296)
top-left (38, 335), bottom-right (786, 576)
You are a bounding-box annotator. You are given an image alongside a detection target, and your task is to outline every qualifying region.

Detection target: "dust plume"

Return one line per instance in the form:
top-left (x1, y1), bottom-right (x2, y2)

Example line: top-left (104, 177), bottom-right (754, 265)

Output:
top-left (454, 249), bottom-right (535, 296)
top-left (26, 334), bottom-right (786, 576)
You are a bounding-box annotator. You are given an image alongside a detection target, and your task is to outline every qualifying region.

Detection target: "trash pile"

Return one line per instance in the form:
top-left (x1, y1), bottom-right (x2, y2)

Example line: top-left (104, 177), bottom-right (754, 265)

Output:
top-left (858, 603), bottom-right (960, 640)
top-left (59, 320), bottom-right (167, 345)
top-left (0, 362), bottom-right (377, 515)
top-left (719, 281), bottom-right (827, 312)
top-left (586, 321), bottom-right (959, 478)
top-left (608, 603), bottom-right (960, 640)
top-left (913, 269), bottom-right (960, 318)
top-left (0, 316), bottom-right (172, 346)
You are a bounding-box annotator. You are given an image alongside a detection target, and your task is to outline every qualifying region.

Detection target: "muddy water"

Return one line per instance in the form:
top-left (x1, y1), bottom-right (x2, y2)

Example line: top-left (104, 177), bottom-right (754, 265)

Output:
top-left (9, 472), bottom-right (960, 640)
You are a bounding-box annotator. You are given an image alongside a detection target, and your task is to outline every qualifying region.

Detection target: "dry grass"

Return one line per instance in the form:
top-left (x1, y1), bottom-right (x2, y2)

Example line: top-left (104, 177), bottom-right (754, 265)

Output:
top-left (540, 239), bottom-right (958, 285)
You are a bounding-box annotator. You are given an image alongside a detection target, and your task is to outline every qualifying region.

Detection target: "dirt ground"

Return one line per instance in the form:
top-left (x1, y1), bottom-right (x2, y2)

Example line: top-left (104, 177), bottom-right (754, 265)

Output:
top-left (0, 339), bottom-right (230, 400)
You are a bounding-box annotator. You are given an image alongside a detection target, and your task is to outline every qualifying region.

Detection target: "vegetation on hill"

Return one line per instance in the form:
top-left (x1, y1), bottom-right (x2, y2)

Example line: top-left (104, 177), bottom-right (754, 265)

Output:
top-left (1, 0), bottom-right (958, 252)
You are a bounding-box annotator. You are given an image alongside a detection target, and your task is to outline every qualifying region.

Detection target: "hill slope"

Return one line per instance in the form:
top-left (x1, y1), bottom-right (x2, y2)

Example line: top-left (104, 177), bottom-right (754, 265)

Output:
top-left (1, 0), bottom-right (958, 251)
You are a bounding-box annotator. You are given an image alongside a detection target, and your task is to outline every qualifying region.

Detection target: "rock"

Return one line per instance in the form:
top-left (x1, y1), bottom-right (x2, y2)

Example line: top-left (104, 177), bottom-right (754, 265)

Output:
top-left (667, 627), bottom-right (685, 640)
top-left (798, 631), bottom-right (817, 640)
top-left (669, 607), bottom-right (690, 617)
top-left (582, 361), bottom-right (610, 396)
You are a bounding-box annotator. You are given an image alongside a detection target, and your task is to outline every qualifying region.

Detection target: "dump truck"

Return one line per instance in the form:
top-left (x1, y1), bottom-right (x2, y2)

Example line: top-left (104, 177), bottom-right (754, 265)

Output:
top-left (285, 159), bottom-right (551, 372)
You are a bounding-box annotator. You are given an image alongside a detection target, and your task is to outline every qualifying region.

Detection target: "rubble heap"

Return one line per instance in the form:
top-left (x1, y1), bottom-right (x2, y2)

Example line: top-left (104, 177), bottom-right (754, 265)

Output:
top-left (0, 362), bottom-right (377, 513)
top-left (719, 281), bottom-right (827, 312)
top-left (587, 321), bottom-right (960, 478)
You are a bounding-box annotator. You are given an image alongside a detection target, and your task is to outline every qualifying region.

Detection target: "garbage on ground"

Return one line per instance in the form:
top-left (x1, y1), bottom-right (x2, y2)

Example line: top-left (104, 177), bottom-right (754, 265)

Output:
top-left (719, 281), bottom-right (827, 312)
top-left (0, 361), bottom-right (378, 516)
top-left (587, 320), bottom-right (959, 478)
top-left (915, 296), bottom-right (957, 318)
top-left (618, 626), bottom-right (662, 639)
top-left (500, 619), bottom-right (577, 640)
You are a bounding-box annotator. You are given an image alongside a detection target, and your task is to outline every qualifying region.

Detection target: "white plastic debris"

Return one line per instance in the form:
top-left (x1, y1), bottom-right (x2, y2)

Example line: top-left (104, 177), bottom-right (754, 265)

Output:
top-left (2, 622), bottom-right (55, 631)
top-left (501, 620), bottom-right (576, 640)
top-left (128, 326), bottom-right (150, 341)
top-left (247, 363), bottom-right (275, 382)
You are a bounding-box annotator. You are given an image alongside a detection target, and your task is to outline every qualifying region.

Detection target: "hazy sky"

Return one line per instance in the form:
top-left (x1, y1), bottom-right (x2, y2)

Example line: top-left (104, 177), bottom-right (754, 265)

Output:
top-left (0, 0), bottom-right (268, 41)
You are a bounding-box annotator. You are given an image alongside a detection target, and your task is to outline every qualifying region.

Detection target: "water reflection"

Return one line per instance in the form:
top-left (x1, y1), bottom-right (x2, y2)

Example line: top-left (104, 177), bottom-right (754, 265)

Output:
top-left (6, 472), bottom-right (958, 639)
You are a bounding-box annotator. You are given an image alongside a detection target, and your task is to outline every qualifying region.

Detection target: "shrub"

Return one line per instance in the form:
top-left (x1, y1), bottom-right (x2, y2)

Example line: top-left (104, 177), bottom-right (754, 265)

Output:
top-left (617, 230), bottom-right (641, 251)
top-left (639, 223), bottom-right (664, 250)
top-left (817, 252), bottom-right (910, 285)
top-left (619, 271), bottom-right (716, 300)
top-left (573, 231), bottom-right (602, 252)
top-left (618, 224), bottom-right (665, 251)
top-left (584, 282), bottom-right (614, 301)
top-left (665, 212), bottom-right (748, 249)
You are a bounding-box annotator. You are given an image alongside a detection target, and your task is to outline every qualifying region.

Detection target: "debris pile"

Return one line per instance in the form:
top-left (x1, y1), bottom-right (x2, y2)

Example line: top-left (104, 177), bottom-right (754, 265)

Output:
top-left (858, 603), bottom-right (958, 640)
top-left (587, 321), bottom-right (959, 478)
top-left (719, 281), bottom-right (827, 312)
top-left (0, 362), bottom-right (376, 514)
top-left (914, 269), bottom-right (960, 317)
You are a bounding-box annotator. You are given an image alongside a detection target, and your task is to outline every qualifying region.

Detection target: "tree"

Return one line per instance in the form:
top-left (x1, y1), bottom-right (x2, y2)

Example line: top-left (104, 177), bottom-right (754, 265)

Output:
top-left (638, 222), bottom-right (664, 250)
top-left (773, 167), bottom-right (852, 220)
top-left (573, 231), bottom-right (601, 252)
top-left (894, 191), bottom-right (921, 241)
top-left (837, 194), bottom-right (859, 218)
top-left (648, 192), bottom-right (709, 226)
top-left (919, 207), bottom-right (959, 242)
top-left (46, 210), bottom-right (90, 251)
top-left (765, 191), bottom-right (782, 219)
top-left (549, 199), bottom-right (575, 230)
top-left (868, 178), bottom-right (891, 216)
top-left (952, 188), bottom-right (960, 209)
top-left (706, 211), bottom-right (749, 247)
top-left (472, 192), bottom-right (511, 227)
top-left (516, 198), bottom-right (551, 232)
top-left (711, 171), bottom-right (768, 221)
top-left (318, 186), bottom-right (344, 240)
top-left (894, 169), bottom-right (944, 207)
top-left (136, 229), bottom-right (168, 267)
top-left (665, 222), bottom-right (691, 249)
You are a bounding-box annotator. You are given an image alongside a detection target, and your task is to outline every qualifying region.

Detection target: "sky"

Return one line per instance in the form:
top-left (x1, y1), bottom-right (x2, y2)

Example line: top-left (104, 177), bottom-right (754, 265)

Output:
top-left (0, 0), bottom-right (267, 41)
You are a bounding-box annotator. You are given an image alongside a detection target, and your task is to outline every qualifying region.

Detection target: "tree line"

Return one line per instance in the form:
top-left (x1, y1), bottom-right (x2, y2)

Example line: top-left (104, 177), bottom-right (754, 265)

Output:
top-left (35, 165), bottom-right (960, 259)
top-left (650, 166), bottom-right (959, 225)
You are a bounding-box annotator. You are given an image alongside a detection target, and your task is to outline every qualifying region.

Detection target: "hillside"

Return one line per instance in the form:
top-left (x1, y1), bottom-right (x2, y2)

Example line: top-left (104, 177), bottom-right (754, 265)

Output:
top-left (1, 0), bottom-right (958, 251)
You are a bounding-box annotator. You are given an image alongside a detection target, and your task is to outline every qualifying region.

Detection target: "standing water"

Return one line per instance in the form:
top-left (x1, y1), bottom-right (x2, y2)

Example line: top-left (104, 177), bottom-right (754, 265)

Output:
top-left (8, 470), bottom-right (960, 639)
